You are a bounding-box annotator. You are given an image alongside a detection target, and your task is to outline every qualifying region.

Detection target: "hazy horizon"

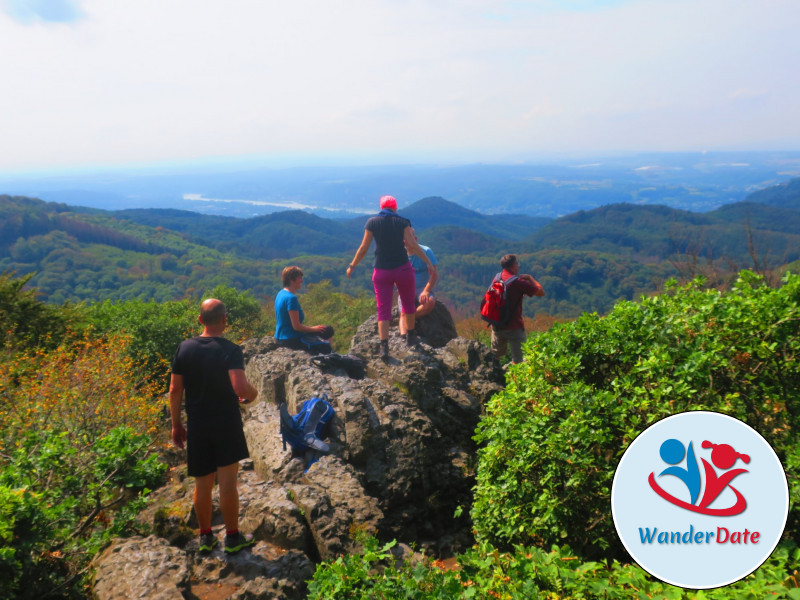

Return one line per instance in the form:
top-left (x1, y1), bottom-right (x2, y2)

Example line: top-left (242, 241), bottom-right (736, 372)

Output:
top-left (3, 150), bottom-right (798, 220)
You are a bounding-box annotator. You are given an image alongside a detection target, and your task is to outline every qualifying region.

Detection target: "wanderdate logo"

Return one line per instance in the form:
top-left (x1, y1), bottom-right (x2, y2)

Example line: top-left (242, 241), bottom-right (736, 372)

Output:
top-left (612, 411), bottom-right (788, 589)
top-left (649, 438), bottom-right (750, 517)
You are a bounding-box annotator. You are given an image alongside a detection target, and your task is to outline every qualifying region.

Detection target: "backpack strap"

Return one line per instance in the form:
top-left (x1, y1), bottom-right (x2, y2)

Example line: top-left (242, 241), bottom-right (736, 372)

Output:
top-left (301, 397), bottom-right (329, 435)
top-left (503, 274), bottom-right (519, 291)
top-left (278, 403), bottom-right (295, 452)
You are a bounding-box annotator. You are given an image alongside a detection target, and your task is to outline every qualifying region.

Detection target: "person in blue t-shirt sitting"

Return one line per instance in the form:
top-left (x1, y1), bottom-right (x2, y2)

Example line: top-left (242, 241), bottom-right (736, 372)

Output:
top-left (274, 266), bottom-right (333, 352)
top-left (398, 234), bottom-right (438, 335)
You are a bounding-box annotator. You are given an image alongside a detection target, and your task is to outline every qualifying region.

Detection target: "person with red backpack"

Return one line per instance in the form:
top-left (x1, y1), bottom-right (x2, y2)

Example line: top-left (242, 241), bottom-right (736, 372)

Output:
top-left (487, 254), bottom-right (545, 365)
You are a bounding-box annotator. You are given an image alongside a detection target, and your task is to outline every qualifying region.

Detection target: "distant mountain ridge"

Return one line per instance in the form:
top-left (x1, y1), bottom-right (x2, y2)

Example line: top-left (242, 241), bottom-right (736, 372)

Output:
top-left (1, 177), bottom-right (798, 316)
top-left (113, 197), bottom-right (551, 259)
top-left (744, 177), bottom-right (800, 210)
top-left (523, 201), bottom-right (800, 262)
top-left (389, 196), bottom-right (550, 240)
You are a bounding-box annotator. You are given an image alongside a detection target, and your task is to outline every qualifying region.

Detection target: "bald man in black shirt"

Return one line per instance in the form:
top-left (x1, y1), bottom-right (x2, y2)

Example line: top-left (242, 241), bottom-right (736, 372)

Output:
top-left (170, 298), bottom-right (259, 554)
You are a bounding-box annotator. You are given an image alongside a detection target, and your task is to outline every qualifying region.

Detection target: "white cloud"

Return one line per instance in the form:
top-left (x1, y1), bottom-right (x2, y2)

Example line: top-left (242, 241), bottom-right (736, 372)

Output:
top-left (0, 0), bottom-right (798, 171)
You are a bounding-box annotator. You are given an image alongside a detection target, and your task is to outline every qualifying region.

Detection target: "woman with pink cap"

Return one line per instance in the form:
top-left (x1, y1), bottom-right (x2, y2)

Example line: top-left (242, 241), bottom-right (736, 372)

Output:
top-left (346, 195), bottom-right (436, 360)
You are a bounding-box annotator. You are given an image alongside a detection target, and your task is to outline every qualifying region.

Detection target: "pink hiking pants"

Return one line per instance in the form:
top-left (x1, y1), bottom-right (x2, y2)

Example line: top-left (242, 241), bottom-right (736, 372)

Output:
top-left (372, 262), bottom-right (416, 322)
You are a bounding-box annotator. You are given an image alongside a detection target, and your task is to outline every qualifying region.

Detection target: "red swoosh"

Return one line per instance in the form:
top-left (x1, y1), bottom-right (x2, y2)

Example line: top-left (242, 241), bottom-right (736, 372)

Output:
top-left (648, 472), bottom-right (747, 516)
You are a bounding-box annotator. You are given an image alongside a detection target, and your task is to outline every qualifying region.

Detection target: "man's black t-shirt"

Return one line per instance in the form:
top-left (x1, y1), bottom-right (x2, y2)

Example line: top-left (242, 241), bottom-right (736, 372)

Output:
top-left (365, 211), bottom-right (412, 270)
top-left (171, 336), bottom-right (244, 422)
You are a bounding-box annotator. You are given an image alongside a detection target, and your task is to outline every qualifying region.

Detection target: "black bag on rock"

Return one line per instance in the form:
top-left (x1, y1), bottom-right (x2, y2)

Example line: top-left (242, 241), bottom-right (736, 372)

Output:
top-left (310, 353), bottom-right (366, 379)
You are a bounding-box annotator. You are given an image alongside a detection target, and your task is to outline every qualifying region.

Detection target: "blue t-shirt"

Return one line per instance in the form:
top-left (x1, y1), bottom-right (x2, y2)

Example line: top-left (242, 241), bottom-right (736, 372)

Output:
top-left (409, 244), bottom-right (437, 295)
top-left (274, 288), bottom-right (304, 340)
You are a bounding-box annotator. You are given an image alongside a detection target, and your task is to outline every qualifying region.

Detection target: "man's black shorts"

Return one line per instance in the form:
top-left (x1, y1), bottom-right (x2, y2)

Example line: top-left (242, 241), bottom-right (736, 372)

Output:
top-left (186, 417), bottom-right (249, 477)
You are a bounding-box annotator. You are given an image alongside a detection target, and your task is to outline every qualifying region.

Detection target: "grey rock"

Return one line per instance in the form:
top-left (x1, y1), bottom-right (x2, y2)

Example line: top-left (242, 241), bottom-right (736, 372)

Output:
top-left (92, 303), bottom-right (504, 598)
top-left (414, 300), bottom-right (459, 347)
top-left (91, 536), bottom-right (189, 600)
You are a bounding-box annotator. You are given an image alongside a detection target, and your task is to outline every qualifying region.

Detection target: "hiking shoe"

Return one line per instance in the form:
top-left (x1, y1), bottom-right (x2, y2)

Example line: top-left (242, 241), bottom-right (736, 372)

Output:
top-left (379, 339), bottom-right (390, 361)
top-left (304, 433), bottom-right (330, 452)
top-left (224, 532), bottom-right (256, 554)
top-left (199, 532), bottom-right (218, 553)
top-left (406, 330), bottom-right (420, 348)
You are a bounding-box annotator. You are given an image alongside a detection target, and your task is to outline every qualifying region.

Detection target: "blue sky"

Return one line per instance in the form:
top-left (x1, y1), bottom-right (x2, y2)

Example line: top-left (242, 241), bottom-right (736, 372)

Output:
top-left (1, 0), bottom-right (798, 173)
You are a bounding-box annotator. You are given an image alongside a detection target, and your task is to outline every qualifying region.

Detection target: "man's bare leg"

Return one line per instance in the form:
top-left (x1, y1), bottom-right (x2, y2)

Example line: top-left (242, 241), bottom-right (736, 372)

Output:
top-left (194, 472), bottom-right (216, 531)
top-left (216, 462), bottom-right (240, 532)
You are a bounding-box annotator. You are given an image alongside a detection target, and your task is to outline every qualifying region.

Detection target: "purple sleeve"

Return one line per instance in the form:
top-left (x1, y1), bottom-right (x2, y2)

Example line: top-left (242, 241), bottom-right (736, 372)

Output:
top-left (519, 277), bottom-right (541, 297)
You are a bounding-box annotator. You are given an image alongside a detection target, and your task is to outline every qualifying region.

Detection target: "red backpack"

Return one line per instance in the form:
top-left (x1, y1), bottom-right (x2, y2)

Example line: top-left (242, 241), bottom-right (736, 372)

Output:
top-left (480, 272), bottom-right (518, 328)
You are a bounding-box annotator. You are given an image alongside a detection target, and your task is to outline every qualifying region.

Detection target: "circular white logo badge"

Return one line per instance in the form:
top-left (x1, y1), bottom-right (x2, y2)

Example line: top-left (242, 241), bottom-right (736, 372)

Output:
top-left (611, 411), bottom-right (788, 589)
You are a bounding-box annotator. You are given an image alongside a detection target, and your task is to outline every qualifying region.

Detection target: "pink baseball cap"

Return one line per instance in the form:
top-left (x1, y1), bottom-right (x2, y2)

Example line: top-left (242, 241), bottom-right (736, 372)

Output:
top-left (379, 195), bottom-right (397, 210)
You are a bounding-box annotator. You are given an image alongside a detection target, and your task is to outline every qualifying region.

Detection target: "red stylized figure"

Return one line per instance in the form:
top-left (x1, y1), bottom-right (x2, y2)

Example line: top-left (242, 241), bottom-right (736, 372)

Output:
top-left (697, 440), bottom-right (749, 511)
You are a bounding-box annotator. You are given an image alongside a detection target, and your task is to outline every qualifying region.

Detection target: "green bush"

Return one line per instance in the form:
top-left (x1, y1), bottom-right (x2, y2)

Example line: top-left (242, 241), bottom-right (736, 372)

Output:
top-left (0, 427), bottom-right (166, 599)
top-left (0, 271), bottom-right (73, 351)
top-left (83, 297), bottom-right (196, 385)
top-left (308, 536), bottom-right (800, 599)
top-left (203, 284), bottom-right (271, 343)
top-left (472, 271), bottom-right (800, 558)
top-left (83, 285), bottom-right (270, 386)
top-left (307, 535), bottom-right (463, 599)
top-left (0, 486), bottom-right (63, 599)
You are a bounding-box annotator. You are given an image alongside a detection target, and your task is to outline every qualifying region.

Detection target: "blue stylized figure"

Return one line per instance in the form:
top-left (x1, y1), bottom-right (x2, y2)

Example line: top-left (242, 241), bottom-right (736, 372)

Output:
top-left (658, 439), bottom-right (701, 505)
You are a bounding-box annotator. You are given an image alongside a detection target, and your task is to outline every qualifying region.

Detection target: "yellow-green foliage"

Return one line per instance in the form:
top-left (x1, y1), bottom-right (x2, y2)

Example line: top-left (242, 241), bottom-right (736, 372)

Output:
top-left (0, 333), bottom-right (164, 455)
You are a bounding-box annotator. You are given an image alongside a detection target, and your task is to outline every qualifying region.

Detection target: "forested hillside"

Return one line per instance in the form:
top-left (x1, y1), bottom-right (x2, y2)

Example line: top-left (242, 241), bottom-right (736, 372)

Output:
top-left (1, 178), bottom-right (799, 318)
top-left (2, 222), bottom-right (799, 597)
top-left (745, 177), bottom-right (800, 209)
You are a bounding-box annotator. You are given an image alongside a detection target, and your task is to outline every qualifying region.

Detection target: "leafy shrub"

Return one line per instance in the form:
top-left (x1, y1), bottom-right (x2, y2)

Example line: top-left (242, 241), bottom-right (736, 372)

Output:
top-left (202, 284), bottom-right (271, 343)
top-left (83, 285), bottom-right (270, 385)
top-left (0, 290), bottom-right (169, 598)
top-left (83, 298), bottom-right (197, 386)
top-left (308, 536), bottom-right (800, 599)
top-left (0, 486), bottom-right (62, 599)
top-left (307, 535), bottom-right (463, 599)
top-left (472, 271), bottom-right (800, 558)
top-left (0, 271), bottom-right (73, 351)
top-left (0, 428), bottom-right (165, 599)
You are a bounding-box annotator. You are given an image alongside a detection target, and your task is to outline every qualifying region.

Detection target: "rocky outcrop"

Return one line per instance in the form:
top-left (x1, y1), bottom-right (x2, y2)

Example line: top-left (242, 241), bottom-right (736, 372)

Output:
top-left (410, 300), bottom-right (459, 348)
top-left (92, 304), bottom-right (504, 599)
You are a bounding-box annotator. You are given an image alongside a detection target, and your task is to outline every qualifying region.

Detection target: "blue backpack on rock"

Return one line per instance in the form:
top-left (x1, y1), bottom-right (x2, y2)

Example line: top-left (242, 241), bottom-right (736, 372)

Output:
top-left (279, 394), bottom-right (334, 460)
